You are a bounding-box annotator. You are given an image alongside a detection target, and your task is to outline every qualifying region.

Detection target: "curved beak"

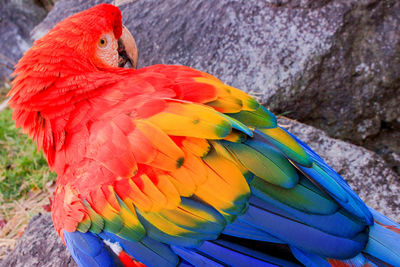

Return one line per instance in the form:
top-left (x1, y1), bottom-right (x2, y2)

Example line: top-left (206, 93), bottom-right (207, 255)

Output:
top-left (118, 25), bottom-right (138, 69)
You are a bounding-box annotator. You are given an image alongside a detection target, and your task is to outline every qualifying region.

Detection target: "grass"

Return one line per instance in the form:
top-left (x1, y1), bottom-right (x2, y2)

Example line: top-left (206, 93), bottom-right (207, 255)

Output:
top-left (0, 105), bottom-right (56, 259)
top-left (0, 108), bottom-right (56, 201)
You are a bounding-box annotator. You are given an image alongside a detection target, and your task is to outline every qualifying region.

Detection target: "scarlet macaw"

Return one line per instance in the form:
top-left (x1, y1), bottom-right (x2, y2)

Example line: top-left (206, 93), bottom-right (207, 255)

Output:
top-left (8, 4), bottom-right (400, 267)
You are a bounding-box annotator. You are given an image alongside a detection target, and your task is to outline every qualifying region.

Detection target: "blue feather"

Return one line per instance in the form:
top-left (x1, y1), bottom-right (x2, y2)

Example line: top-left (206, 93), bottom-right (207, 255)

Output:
top-left (177, 259), bottom-right (195, 267)
top-left (364, 209), bottom-right (400, 266)
top-left (173, 239), bottom-right (301, 267)
top-left (223, 219), bottom-right (284, 243)
top-left (64, 231), bottom-right (115, 267)
top-left (280, 127), bottom-right (373, 225)
top-left (238, 198), bottom-right (368, 259)
top-left (171, 246), bottom-right (225, 267)
top-left (250, 187), bottom-right (365, 238)
top-left (99, 232), bottom-right (179, 267)
top-left (250, 175), bottom-right (339, 215)
top-left (196, 241), bottom-right (283, 267)
top-left (290, 247), bottom-right (331, 267)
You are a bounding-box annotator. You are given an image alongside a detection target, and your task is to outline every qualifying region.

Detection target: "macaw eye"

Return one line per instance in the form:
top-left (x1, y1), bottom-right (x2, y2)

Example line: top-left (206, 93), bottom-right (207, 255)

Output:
top-left (98, 37), bottom-right (108, 48)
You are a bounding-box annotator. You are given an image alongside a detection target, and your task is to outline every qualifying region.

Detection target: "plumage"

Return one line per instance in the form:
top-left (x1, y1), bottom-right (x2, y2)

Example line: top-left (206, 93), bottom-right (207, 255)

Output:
top-left (8, 3), bottom-right (400, 267)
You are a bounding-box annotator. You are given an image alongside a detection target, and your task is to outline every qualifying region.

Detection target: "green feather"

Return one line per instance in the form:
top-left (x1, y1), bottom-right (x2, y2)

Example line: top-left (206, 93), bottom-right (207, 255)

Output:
top-left (256, 127), bottom-right (312, 167)
top-left (115, 196), bottom-right (146, 242)
top-left (83, 200), bottom-right (104, 234)
top-left (220, 113), bottom-right (253, 136)
top-left (76, 218), bottom-right (91, 233)
top-left (224, 140), bottom-right (298, 189)
top-left (250, 176), bottom-right (339, 215)
top-left (159, 198), bottom-right (226, 235)
top-left (227, 106), bottom-right (277, 128)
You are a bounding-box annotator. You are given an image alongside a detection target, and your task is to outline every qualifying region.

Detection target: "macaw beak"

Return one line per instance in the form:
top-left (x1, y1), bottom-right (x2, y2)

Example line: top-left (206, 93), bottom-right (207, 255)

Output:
top-left (118, 25), bottom-right (138, 69)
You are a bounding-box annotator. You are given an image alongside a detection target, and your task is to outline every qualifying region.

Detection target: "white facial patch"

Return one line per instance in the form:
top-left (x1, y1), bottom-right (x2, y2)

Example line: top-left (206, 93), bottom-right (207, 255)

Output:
top-left (97, 33), bottom-right (119, 67)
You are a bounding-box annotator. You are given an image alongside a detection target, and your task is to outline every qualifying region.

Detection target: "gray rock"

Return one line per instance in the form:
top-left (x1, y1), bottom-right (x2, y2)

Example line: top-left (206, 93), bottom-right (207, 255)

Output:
top-left (1, 213), bottom-right (75, 267)
top-left (3, 119), bottom-right (399, 265)
top-left (31, 0), bottom-right (400, 174)
top-left (31, 0), bottom-right (112, 40)
top-left (279, 117), bottom-right (400, 221)
top-left (0, 0), bottom-right (47, 83)
top-left (125, 0), bottom-right (399, 145)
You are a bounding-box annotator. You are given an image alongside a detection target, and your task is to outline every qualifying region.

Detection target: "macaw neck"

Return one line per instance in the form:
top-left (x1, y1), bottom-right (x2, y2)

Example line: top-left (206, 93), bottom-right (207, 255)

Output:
top-left (9, 67), bottom-right (132, 169)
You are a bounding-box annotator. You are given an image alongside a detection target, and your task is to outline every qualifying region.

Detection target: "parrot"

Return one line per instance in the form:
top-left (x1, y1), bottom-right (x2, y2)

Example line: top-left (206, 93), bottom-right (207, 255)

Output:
top-left (7, 3), bottom-right (400, 267)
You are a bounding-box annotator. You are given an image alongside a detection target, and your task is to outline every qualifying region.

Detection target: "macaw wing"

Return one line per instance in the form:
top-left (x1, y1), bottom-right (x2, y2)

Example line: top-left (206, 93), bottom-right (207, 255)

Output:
top-left (56, 65), bottom-right (399, 267)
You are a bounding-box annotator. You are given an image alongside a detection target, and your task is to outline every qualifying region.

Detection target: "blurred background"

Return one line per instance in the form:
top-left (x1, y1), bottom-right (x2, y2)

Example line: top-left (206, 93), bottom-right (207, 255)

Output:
top-left (0, 0), bottom-right (399, 264)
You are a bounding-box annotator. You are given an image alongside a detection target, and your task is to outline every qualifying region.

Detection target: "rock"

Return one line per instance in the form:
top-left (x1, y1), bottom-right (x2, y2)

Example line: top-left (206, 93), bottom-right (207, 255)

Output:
top-left (31, 0), bottom-right (112, 41)
top-left (3, 119), bottom-right (399, 265)
top-left (279, 117), bottom-right (400, 221)
top-left (0, 0), bottom-right (47, 83)
top-left (1, 213), bottom-right (75, 267)
top-left (363, 128), bottom-right (400, 176)
top-left (31, 0), bottom-right (400, 174)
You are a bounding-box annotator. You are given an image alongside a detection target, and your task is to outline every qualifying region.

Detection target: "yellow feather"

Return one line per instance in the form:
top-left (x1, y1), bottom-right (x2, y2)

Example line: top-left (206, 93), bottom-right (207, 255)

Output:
top-left (169, 168), bottom-right (196, 197)
top-left (195, 155), bottom-right (250, 213)
top-left (155, 174), bottom-right (182, 209)
top-left (122, 179), bottom-right (153, 211)
top-left (207, 96), bottom-right (243, 113)
top-left (181, 151), bottom-right (208, 185)
top-left (194, 77), bottom-right (259, 111)
top-left (147, 101), bottom-right (232, 139)
top-left (223, 131), bottom-right (247, 143)
top-left (203, 151), bottom-right (250, 193)
top-left (136, 120), bottom-right (185, 171)
top-left (182, 137), bottom-right (210, 157)
top-left (135, 174), bottom-right (168, 212)
top-left (138, 210), bottom-right (196, 237)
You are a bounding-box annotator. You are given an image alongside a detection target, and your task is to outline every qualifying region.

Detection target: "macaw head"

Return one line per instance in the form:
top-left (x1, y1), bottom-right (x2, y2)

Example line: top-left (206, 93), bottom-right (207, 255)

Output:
top-left (8, 4), bottom-right (138, 157)
top-left (43, 3), bottom-right (138, 69)
top-left (9, 4), bottom-right (137, 104)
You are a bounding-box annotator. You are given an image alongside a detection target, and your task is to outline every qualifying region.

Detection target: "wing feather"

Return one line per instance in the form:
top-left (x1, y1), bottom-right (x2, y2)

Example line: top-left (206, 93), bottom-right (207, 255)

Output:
top-left (56, 65), bottom-right (382, 267)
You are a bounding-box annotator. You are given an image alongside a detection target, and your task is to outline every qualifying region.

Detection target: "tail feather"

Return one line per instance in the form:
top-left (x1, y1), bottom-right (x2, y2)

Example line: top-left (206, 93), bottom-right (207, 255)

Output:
top-left (280, 127), bottom-right (373, 225)
top-left (197, 240), bottom-right (297, 266)
top-left (250, 177), bottom-right (366, 238)
top-left (238, 196), bottom-right (368, 259)
top-left (327, 256), bottom-right (377, 267)
top-left (171, 245), bottom-right (226, 267)
top-left (217, 197), bottom-right (400, 267)
top-left (291, 246), bottom-right (381, 267)
top-left (172, 238), bottom-right (302, 267)
top-left (363, 208), bottom-right (400, 266)
top-left (290, 247), bottom-right (332, 267)
top-left (223, 219), bottom-right (284, 243)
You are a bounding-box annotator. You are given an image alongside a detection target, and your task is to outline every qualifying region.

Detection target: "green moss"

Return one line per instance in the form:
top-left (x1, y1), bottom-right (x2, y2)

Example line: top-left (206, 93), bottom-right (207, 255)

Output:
top-left (0, 108), bottom-right (56, 202)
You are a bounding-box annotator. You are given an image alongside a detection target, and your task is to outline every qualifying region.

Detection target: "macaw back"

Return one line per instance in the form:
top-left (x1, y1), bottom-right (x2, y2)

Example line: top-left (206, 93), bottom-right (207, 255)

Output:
top-left (8, 4), bottom-right (400, 267)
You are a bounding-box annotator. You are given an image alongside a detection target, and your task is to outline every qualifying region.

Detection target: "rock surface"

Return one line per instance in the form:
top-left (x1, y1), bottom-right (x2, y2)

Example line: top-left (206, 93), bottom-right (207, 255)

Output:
top-left (30, 0), bottom-right (400, 174)
top-left (1, 213), bottom-right (75, 267)
top-left (3, 119), bottom-right (400, 266)
top-left (31, 0), bottom-right (112, 41)
top-left (0, 0), bottom-right (47, 83)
